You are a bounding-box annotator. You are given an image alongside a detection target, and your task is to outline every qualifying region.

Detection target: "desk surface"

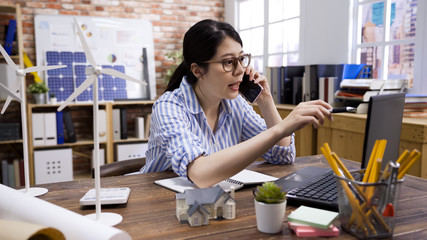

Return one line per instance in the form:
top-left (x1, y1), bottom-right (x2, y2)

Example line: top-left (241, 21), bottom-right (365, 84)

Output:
top-left (37, 155), bottom-right (427, 239)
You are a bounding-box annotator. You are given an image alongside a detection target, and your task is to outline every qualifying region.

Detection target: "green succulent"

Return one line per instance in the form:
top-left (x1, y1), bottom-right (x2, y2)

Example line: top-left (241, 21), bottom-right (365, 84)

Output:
top-left (254, 182), bottom-right (286, 204)
top-left (28, 81), bottom-right (49, 94)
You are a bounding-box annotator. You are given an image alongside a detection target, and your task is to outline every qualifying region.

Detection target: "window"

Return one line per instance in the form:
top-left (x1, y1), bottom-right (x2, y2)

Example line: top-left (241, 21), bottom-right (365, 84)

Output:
top-left (235, 0), bottom-right (301, 74)
top-left (352, 0), bottom-right (418, 88)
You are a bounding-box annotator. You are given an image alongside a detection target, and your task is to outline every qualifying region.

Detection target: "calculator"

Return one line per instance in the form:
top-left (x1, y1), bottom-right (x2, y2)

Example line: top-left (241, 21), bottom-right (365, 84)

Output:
top-left (79, 187), bottom-right (131, 206)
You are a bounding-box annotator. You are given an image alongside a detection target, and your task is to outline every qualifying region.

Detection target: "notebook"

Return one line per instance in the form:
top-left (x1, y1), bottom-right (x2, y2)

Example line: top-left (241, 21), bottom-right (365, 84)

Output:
top-left (275, 93), bottom-right (406, 211)
top-left (154, 169), bottom-right (278, 193)
top-left (287, 205), bottom-right (339, 229)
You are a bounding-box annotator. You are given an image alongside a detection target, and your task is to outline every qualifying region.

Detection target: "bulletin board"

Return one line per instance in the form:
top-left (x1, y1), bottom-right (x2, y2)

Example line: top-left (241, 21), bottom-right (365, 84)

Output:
top-left (34, 14), bottom-right (156, 100)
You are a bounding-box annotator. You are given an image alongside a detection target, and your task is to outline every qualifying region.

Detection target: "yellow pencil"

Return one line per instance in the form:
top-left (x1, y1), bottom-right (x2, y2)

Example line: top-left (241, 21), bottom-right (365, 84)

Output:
top-left (398, 150), bottom-right (421, 179)
top-left (363, 140), bottom-right (380, 182)
top-left (399, 149), bottom-right (417, 173)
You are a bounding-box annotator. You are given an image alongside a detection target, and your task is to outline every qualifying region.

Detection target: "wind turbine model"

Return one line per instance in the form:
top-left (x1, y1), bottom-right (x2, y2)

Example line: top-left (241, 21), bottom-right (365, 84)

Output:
top-left (57, 17), bottom-right (146, 226)
top-left (0, 44), bottom-right (65, 197)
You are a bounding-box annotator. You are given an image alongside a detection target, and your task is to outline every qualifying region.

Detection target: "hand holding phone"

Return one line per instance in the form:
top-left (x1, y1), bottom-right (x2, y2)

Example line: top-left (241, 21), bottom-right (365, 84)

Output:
top-left (239, 74), bottom-right (263, 103)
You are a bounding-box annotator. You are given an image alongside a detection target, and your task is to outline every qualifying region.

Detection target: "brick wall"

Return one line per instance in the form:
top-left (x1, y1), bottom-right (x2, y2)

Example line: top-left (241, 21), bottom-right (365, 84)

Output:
top-left (13, 0), bottom-right (225, 96)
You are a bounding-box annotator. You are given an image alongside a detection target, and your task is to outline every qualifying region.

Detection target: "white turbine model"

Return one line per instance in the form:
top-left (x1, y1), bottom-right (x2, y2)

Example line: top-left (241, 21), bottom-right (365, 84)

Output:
top-left (0, 44), bottom-right (65, 197)
top-left (57, 17), bottom-right (146, 226)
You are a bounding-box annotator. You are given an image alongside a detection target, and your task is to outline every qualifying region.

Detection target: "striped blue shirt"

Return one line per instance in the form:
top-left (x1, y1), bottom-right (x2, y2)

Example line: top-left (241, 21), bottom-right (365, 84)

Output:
top-left (140, 77), bottom-right (295, 179)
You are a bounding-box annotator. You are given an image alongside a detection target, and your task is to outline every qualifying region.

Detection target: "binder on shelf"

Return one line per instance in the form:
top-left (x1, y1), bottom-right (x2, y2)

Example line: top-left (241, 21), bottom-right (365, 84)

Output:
top-left (56, 112), bottom-right (64, 144)
top-left (303, 65), bottom-right (344, 102)
top-left (1, 160), bottom-right (8, 186)
top-left (44, 113), bottom-right (57, 145)
top-left (112, 109), bottom-right (121, 140)
top-left (120, 108), bottom-right (127, 140)
top-left (32, 113), bottom-right (45, 146)
top-left (98, 110), bottom-right (107, 142)
top-left (63, 111), bottom-right (76, 143)
top-left (319, 77), bottom-right (338, 104)
top-left (281, 66), bottom-right (305, 104)
top-left (135, 117), bottom-right (145, 139)
top-left (7, 163), bottom-right (14, 188)
top-left (13, 159), bottom-right (20, 187)
top-left (292, 77), bottom-right (303, 105)
top-left (4, 19), bottom-right (17, 55)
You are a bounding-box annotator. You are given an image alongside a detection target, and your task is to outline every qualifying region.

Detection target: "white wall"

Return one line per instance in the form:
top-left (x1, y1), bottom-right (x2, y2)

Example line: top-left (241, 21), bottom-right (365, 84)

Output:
top-left (300, 0), bottom-right (350, 65)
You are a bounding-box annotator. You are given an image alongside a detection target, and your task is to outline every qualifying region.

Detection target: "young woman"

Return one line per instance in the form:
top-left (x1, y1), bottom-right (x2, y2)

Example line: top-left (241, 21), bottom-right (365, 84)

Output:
top-left (140, 19), bottom-right (333, 188)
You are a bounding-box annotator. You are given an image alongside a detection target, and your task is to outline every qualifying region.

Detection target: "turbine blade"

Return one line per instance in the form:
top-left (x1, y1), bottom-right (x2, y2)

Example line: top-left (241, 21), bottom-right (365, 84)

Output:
top-left (101, 68), bottom-right (147, 86)
top-left (57, 74), bottom-right (97, 112)
top-left (1, 96), bottom-right (13, 114)
top-left (24, 65), bottom-right (67, 74)
top-left (0, 44), bottom-right (18, 71)
top-left (0, 83), bottom-right (21, 103)
top-left (73, 17), bottom-right (97, 67)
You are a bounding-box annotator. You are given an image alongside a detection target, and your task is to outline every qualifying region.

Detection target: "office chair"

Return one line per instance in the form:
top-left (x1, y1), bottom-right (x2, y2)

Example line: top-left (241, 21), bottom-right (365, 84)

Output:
top-left (93, 158), bottom-right (146, 178)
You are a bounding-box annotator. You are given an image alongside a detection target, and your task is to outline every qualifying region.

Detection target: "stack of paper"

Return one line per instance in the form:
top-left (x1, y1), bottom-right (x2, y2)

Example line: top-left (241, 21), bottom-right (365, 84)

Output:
top-left (287, 205), bottom-right (339, 237)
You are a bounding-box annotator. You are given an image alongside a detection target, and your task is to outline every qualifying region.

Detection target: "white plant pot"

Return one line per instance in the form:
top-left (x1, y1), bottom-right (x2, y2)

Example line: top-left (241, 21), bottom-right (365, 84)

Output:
top-left (254, 199), bottom-right (287, 234)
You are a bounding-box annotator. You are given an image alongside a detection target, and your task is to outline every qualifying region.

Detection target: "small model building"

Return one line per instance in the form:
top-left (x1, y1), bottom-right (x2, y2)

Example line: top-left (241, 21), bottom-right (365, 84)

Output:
top-left (176, 185), bottom-right (236, 227)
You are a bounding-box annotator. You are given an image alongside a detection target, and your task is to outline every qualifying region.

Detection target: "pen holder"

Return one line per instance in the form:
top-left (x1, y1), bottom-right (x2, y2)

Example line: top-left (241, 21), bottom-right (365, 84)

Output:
top-left (335, 170), bottom-right (403, 239)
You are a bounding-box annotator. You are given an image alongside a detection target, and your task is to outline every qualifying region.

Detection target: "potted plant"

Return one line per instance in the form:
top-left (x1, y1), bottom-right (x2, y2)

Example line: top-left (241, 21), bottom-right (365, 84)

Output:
top-left (49, 92), bottom-right (57, 104)
top-left (164, 50), bottom-right (182, 84)
top-left (28, 81), bottom-right (49, 104)
top-left (253, 182), bottom-right (287, 234)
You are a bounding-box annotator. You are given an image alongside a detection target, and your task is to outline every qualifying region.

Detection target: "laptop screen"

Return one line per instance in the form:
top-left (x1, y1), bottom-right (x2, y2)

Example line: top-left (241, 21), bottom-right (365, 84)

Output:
top-left (361, 93), bottom-right (406, 169)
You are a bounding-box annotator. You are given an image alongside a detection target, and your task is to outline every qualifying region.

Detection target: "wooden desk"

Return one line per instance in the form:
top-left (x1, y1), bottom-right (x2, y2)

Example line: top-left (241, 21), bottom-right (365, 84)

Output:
top-left (37, 155), bottom-right (427, 239)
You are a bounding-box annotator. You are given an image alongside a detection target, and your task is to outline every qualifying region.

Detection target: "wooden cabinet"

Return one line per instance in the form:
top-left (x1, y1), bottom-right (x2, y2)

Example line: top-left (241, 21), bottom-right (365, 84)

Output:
top-left (26, 101), bottom-right (154, 184)
top-left (254, 104), bottom-right (427, 179)
top-left (252, 104), bottom-right (317, 157)
top-left (318, 113), bottom-right (427, 179)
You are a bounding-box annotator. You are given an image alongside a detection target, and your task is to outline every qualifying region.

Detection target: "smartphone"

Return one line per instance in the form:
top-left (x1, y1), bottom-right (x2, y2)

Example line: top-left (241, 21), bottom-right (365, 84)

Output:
top-left (239, 74), bottom-right (263, 103)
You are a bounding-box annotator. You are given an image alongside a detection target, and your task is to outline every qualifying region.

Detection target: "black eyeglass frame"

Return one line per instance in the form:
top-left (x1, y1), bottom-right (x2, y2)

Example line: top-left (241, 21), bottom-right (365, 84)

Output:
top-left (202, 53), bottom-right (251, 72)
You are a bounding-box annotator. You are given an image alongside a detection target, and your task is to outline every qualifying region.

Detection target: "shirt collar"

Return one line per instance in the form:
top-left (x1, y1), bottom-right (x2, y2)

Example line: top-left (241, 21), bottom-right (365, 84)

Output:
top-left (180, 76), bottom-right (232, 115)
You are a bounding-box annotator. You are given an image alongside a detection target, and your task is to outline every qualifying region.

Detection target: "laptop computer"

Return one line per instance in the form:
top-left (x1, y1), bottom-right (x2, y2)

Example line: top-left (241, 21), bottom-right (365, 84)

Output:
top-left (275, 92), bottom-right (406, 211)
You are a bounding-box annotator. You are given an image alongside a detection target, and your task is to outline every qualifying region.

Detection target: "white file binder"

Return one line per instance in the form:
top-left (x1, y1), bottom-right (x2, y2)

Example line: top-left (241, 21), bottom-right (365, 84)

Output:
top-left (32, 113), bottom-right (45, 146)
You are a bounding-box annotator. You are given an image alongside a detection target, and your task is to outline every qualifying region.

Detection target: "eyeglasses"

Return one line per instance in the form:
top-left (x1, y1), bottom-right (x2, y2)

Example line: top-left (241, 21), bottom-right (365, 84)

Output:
top-left (203, 54), bottom-right (251, 72)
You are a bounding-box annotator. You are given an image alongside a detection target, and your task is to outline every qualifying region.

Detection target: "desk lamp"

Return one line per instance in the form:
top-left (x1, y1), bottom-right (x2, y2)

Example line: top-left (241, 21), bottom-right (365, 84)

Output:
top-left (0, 44), bottom-right (65, 197)
top-left (57, 18), bottom-right (146, 226)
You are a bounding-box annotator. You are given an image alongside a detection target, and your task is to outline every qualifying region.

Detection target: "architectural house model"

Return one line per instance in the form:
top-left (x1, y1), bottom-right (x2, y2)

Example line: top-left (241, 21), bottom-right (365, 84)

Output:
top-left (176, 185), bottom-right (236, 227)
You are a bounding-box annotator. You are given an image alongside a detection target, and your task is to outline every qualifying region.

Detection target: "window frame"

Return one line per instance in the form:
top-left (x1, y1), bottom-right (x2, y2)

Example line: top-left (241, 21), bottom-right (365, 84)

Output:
top-left (350, 0), bottom-right (426, 94)
top-left (231, 0), bottom-right (302, 74)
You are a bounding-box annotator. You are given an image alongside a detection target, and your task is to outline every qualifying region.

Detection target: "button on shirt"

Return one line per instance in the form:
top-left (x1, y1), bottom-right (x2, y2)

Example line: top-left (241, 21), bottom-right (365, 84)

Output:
top-left (140, 77), bottom-right (295, 179)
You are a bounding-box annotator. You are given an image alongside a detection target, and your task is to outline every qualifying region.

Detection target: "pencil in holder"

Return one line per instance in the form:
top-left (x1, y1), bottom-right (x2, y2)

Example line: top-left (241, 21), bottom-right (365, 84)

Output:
top-left (335, 169), bottom-right (403, 239)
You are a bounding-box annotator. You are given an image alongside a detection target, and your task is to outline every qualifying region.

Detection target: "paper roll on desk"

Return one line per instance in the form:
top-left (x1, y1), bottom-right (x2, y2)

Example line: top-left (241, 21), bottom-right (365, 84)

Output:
top-left (0, 184), bottom-right (131, 240)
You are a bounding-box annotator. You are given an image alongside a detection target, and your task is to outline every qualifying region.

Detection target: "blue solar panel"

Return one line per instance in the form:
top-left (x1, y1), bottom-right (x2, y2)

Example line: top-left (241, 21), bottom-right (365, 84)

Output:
top-left (45, 51), bottom-right (129, 103)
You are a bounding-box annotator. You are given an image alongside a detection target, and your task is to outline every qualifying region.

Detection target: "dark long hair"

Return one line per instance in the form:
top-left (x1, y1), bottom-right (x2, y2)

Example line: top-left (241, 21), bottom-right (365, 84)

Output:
top-left (165, 19), bottom-right (243, 92)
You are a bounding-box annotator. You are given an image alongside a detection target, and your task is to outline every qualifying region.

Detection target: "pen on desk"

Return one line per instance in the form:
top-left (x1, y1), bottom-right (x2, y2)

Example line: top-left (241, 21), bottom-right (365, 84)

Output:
top-left (328, 107), bottom-right (357, 113)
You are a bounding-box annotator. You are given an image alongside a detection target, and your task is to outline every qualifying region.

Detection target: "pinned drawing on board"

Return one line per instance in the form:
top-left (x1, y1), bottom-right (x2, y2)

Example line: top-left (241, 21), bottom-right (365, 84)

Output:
top-left (0, 44), bottom-right (65, 197)
top-left (56, 17), bottom-right (146, 226)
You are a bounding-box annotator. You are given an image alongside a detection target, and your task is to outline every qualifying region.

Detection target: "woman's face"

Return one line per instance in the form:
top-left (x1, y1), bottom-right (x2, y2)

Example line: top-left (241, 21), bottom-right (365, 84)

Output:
top-left (196, 37), bottom-right (245, 103)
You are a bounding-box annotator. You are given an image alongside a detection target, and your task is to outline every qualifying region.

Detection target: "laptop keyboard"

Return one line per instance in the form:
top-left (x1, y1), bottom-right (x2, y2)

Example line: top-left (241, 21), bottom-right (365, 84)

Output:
top-left (286, 170), bottom-right (361, 211)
